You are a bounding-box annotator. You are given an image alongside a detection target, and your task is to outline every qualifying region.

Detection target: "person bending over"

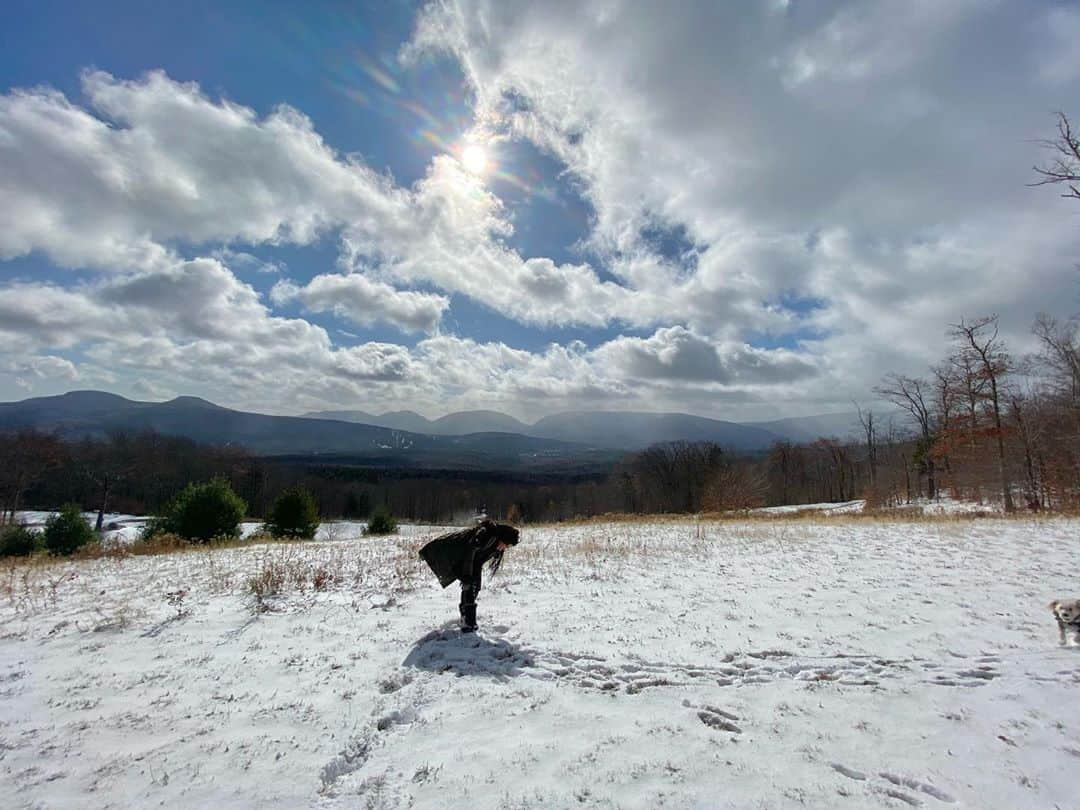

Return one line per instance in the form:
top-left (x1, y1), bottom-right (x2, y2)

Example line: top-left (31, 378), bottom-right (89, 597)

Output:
top-left (419, 520), bottom-right (520, 632)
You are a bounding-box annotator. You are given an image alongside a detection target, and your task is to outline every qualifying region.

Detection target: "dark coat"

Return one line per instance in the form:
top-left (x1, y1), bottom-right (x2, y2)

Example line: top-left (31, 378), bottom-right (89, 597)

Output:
top-left (418, 520), bottom-right (519, 588)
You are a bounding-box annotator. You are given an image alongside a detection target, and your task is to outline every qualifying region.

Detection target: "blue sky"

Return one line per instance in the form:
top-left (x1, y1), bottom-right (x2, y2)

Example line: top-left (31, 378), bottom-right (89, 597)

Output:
top-left (2, 1), bottom-right (1079, 420)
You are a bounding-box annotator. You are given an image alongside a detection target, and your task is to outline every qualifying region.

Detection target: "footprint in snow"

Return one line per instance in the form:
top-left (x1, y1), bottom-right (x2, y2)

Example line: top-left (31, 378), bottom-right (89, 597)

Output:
top-left (694, 703), bottom-right (743, 733)
top-left (830, 763), bottom-right (867, 781)
top-left (830, 763), bottom-right (956, 804)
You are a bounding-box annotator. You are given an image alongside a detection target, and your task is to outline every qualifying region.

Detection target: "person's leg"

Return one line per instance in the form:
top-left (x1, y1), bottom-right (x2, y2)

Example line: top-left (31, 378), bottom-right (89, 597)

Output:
top-left (459, 580), bottom-right (478, 632)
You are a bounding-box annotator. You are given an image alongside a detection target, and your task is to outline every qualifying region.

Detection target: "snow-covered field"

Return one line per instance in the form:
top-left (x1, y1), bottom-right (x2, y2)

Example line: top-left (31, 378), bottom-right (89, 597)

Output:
top-left (2, 516), bottom-right (1079, 809)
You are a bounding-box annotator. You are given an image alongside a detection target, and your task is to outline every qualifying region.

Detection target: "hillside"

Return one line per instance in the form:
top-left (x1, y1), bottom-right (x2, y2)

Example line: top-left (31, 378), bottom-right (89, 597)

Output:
top-left (529, 410), bottom-right (778, 451)
top-left (0, 391), bottom-right (610, 471)
top-left (305, 405), bottom-right (864, 449)
top-left (4, 391), bottom-right (881, 460)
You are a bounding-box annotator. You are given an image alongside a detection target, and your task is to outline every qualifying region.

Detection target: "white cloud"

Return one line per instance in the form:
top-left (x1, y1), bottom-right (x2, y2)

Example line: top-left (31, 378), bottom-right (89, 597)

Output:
top-left (0, 355), bottom-right (80, 382)
top-left (0, 281), bottom-right (116, 347)
top-left (0, 70), bottom-right (409, 270)
top-left (0, 71), bottom-right (644, 330)
top-left (782, 0), bottom-right (984, 87)
top-left (342, 154), bottom-right (636, 327)
top-left (594, 327), bottom-right (818, 384)
top-left (406, 0), bottom-right (1080, 398)
top-left (0, 261), bottom-right (418, 404)
top-left (3, 2), bottom-right (1080, 419)
top-left (270, 273), bottom-right (449, 335)
top-left (0, 261), bottom-right (820, 418)
top-left (130, 378), bottom-right (176, 400)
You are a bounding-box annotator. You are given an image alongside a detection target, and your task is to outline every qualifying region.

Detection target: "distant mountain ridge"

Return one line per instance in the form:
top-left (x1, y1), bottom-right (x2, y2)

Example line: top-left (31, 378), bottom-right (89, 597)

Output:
top-left (305, 405), bottom-right (863, 448)
top-left (2, 392), bottom-right (865, 464)
top-left (745, 412), bottom-right (863, 444)
top-left (528, 410), bottom-right (777, 451)
top-left (0, 391), bottom-right (612, 471)
top-left (304, 408), bottom-right (532, 436)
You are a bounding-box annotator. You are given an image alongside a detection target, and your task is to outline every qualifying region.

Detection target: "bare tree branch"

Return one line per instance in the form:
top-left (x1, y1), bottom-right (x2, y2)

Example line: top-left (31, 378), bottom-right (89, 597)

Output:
top-left (1031, 112), bottom-right (1080, 200)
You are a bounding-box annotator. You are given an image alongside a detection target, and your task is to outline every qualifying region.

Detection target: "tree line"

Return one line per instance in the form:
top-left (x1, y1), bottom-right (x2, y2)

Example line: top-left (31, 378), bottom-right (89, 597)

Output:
top-left (2, 300), bottom-right (1077, 525)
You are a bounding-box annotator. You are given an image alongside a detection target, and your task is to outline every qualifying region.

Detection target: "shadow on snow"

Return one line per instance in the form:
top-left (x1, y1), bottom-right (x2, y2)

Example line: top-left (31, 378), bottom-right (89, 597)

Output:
top-left (402, 621), bottom-right (539, 680)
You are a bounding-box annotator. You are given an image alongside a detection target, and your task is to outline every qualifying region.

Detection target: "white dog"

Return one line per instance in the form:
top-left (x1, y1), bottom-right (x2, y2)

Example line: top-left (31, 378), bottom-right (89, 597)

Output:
top-left (1049, 599), bottom-right (1080, 646)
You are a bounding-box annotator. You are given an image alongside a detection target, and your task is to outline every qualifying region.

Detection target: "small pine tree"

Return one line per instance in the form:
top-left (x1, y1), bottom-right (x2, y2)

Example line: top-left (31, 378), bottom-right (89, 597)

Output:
top-left (155, 478), bottom-right (246, 543)
top-left (266, 486), bottom-right (320, 539)
top-left (43, 504), bottom-right (95, 556)
top-left (365, 504), bottom-right (397, 535)
top-left (0, 524), bottom-right (40, 557)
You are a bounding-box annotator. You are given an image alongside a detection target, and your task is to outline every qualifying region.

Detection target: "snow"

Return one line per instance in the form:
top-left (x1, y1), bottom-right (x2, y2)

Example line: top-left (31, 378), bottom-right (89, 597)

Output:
top-left (750, 499), bottom-right (867, 515)
top-left (747, 495), bottom-right (1004, 517)
top-left (914, 496), bottom-right (1004, 516)
top-left (11, 512), bottom-right (445, 546)
top-left (3, 516), bottom-right (1079, 809)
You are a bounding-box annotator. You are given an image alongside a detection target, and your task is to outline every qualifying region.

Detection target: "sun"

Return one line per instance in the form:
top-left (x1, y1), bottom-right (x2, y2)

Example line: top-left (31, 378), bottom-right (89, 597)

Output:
top-left (461, 143), bottom-right (489, 175)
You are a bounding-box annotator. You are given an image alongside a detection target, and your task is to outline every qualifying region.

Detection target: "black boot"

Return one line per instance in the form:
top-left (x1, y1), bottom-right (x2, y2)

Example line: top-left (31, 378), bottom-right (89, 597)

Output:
top-left (459, 581), bottom-right (478, 632)
top-left (459, 603), bottom-right (477, 633)
top-left (457, 578), bottom-right (479, 639)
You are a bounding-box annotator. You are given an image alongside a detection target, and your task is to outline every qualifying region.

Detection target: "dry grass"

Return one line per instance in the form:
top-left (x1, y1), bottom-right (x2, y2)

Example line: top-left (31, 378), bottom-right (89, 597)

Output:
top-left (534, 504), bottom-right (1040, 527)
top-left (1, 555), bottom-right (78, 615)
top-left (3, 530), bottom-right (336, 573)
top-left (244, 545), bottom-right (352, 612)
top-left (1, 527), bottom-right (425, 619)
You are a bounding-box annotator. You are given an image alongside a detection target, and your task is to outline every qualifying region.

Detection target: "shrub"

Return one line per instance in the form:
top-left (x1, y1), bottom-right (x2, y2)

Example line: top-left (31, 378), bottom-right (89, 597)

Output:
top-left (139, 516), bottom-right (170, 542)
top-left (266, 486), bottom-right (320, 539)
top-left (43, 504), bottom-right (96, 556)
top-left (0, 524), bottom-right (40, 557)
top-left (152, 478), bottom-right (246, 543)
top-left (366, 504), bottom-right (397, 535)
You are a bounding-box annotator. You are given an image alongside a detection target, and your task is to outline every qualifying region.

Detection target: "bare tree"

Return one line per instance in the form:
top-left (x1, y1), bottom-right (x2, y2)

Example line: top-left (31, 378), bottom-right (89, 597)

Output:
top-left (930, 362), bottom-right (958, 481)
top-left (81, 431), bottom-right (138, 532)
top-left (811, 438), bottom-right (855, 502)
top-left (766, 441), bottom-right (797, 505)
top-left (0, 430), bottom-right (64, 524)
top-left (1033, 313), bottom-right (1080, 402)
top-left (1008, 392), bottom-right (1041, 510)
top-left (704, 464), bottom-right (766, 511)
top-left (949, 316), bottom-right (1015, 512)
top-left (626, 441), bottom-right (725, 513)
top-left (875, 373), bottom-right (937, 499)
top-left (1030, 314), bottom-right (1080, 507)
top-left (1032, 112), bottom-right (1080, 201)
top-left (854, 402), bottom-right (879, 502)
top-left (934, 350), bottom-right (992, 500)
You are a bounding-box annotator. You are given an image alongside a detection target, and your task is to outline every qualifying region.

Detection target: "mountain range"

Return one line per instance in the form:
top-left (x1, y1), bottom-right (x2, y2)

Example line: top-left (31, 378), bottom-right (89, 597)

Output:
top-left (303, 406), bottom-right (864, 448)
top-left (0, 391), bottom-right (614, 472)
top-left (0, 391), bottom-right (865, 471)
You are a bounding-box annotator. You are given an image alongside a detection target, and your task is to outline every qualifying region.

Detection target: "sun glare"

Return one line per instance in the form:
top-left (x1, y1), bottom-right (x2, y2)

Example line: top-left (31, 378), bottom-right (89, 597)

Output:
top-left (461, 144), bottom-right (488, 175)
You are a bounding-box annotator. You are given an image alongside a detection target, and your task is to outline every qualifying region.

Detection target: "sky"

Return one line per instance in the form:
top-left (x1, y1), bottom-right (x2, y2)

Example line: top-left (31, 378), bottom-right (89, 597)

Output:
top-left (1, 0), bottom-right (1079, 422)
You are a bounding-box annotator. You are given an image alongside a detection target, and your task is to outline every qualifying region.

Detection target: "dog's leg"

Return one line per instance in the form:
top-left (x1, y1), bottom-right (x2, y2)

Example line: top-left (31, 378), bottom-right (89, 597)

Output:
top-left (1058, 621), bottom-right (1068, 646)
top-left (1070, 628), bottom-right (1080, 647)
